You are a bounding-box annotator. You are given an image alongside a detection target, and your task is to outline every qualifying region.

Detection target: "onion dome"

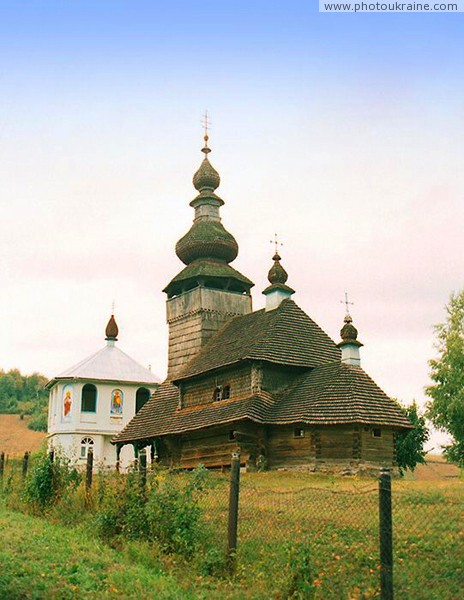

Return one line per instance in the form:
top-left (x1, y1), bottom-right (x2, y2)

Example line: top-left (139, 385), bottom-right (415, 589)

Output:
top-left (340, 314), bottom-right (358, 343)
top-left (175, 135), bottom-right (239, 266)
top-left (192, 136), bottom-right (221, 192)
top-left (262, 251), bottom-right (295, 310)
top-left (105, 314), bottom-right (119, 341)
top-left (268, 252), bottom-right (288, 285)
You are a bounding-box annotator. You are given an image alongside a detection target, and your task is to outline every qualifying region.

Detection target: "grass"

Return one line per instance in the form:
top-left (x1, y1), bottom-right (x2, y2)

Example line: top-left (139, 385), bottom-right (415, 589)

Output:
top-left (1, 464), bottom-right (463, 599)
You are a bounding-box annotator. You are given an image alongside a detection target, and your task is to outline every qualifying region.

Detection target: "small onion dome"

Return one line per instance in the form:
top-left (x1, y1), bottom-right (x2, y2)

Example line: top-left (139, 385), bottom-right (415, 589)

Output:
top-left (175, 220), bottom-right (239, 265)
top-left (268, 252), bottom-right (288, 285)
top-left (338, 314), bottom-right (363, 347)
top-left (192, 137), bottom-right (221, 192)
top-left (105, 314), bottom-right (119, 341)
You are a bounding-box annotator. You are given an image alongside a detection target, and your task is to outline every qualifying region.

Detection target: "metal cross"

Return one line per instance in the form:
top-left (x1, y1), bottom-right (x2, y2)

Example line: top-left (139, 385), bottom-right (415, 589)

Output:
top-left (111, 299), bottom-right (116, 315)
top-left (201, 110), bottom-right (211, 138)
top-left (340, 291), bottom-right (354, 315)
top-left (270, 233), bottom-right (283, 254)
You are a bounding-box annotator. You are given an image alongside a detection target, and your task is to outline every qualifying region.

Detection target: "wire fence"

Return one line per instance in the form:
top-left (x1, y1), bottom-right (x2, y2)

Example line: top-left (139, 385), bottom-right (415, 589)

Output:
top-left (1, 449), bottom-right (463, 599)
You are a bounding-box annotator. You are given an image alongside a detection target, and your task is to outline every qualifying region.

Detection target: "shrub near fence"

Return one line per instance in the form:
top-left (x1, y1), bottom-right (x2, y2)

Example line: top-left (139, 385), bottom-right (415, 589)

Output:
top-left (1, 449), bottom-right (463, 599)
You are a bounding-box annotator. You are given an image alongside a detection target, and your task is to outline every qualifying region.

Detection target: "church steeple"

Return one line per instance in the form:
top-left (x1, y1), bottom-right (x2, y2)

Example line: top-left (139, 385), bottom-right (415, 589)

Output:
top-left (337, 298), bottom-right (363, 366)
top-left (164, 125), bottom-right (253, 379)
top-left (262, 245), bottom-right (295, 311)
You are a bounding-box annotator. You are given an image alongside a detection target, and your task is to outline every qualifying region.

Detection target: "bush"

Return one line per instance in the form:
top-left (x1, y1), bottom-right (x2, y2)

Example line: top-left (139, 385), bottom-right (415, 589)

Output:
top-left (22, 451), bottom-right (81, 512)
top-left (27, 411), bottom-right (48, 432)
top-left (286, 539), bottom-right (314, 598)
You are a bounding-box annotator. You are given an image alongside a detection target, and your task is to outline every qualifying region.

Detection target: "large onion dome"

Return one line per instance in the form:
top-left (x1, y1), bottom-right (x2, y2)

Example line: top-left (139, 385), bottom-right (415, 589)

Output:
top-left (176, 221), bottom-right (238, 265)
top-left (105, 314), bottom-right (119, 341)
top-left (192, 137), bottom-right (221, 192)
top-left (268, 252), bottom-right (289, 285)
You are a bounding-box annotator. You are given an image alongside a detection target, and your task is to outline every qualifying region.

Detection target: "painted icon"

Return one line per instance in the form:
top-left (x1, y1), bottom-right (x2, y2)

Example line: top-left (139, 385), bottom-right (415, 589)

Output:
top-left (62, 385), bottom-right (73, 421)
top-left (111, 389), bottom-right (123, 415)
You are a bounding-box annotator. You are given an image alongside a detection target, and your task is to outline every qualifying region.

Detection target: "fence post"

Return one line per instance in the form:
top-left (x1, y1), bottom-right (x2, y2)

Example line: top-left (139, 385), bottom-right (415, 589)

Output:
top-left (227, 452), bottom-right (241, 573)
top-left (85, 448), bottom-right (93, 492)
top-left (0, 451), bottom-right (4, 480)
top-left (139, 449), bottom-right (147, 495)
top-left (48, 449), bottom-right (55, 463)
top-left (22, 451), bottom-right (29, 479)
top-left (379, 467), bottom-right (393, 600)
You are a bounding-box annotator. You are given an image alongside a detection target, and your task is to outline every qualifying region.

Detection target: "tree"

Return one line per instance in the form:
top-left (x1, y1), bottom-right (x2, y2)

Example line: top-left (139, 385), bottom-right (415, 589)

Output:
top-left (426, 290), bottom-right (464, 466)
top-left (394, 402), bottom-right (429, 475)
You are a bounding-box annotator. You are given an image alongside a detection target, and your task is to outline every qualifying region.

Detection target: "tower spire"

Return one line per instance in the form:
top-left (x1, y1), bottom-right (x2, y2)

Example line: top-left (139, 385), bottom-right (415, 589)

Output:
top-left (337, 298), bottom-right (363, 366)
top-left (262, 241), bottom-right (295, 311)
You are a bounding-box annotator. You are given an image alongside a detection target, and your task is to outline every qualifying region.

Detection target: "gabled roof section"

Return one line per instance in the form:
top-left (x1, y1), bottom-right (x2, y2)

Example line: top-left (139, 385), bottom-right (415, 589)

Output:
top-left (267, 362), bottom-right (412, 428)
top-left (175, 299), bottom-right (340, 381)
top-left (50, 345), bottom-right (160, 386)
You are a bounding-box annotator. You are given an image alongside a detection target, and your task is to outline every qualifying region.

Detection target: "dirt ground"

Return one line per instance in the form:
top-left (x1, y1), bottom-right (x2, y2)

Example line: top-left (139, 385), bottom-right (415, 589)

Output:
top-left (0, 414), bottom-right (46, 457)
top-left (404, 453), bottom-right (461, 480)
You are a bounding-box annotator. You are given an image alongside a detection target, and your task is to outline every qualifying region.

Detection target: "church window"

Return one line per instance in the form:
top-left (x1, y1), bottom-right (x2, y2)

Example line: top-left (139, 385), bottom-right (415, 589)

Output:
top-left (213, 386), bottom-right (222, 402)
top-left (294, 428), bottom-right (305, 438)
top-left (222, 385), bottom-right (231, 400)
top-left (80, 437), bottom-right (94, 459)
top-left (81, 384), bottom-right (97, 413)
top-left (136, 387), bottom-right (150, 413)
top-left (372, 428), bottom-right (382, 438)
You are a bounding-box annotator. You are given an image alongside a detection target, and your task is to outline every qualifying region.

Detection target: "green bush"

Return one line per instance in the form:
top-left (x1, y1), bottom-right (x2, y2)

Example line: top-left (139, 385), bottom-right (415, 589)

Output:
top-left (22, 451), bottom-right (81, 512)
top-left (27, 410), bottom-right (48, 432)
top-left (286, 538), bottom-right (314, 598)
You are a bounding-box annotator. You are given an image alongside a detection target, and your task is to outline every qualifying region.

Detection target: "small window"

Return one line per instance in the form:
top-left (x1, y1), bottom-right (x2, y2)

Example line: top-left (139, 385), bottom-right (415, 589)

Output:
top-left (222, 385), bottom-right (231, 400)
top-left (213, 387), bottom-right (222, 402)
top-left (228, 430), bottom-right (235, 441)
top-left (136, 387), bottom-right (150, 413)
top-left (81, 384), bottom-right (97, 413)
top-left (80, 437), bottom-right (94, 459)
top-left (294, 428), bottom-right (305, 438)
top-left (373, 428), bottom-right (382, 438)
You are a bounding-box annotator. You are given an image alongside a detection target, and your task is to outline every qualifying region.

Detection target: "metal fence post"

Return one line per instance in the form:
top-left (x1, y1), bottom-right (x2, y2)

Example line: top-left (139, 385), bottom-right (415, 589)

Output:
top-left (22, 451), bottom-right (29, 479)
top-left (85, 448), bottom-right (93, 492)
top-left (0, 451), bottom-right (4, 481)
top-left (227, 452), bottom-right (241, 573)
top-left (48, 449), bottom-right (55, 463)
top-left (379, 467), bottom-right (393, 600)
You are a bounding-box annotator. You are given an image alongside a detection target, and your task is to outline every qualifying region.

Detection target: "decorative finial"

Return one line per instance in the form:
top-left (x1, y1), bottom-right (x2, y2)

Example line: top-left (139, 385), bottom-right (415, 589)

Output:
top-left (270, 233), bottom-right (283, 257)
top-left (111, 299), bottom-right (116, 314)
top-left (340, 291), bottom-right (354, 321)
top-left (200, 110), bottom-right (211, 155)
top-left (267, 248), bottom-right (289, 285)
top-left (105, 314), bottom-right (119, 341)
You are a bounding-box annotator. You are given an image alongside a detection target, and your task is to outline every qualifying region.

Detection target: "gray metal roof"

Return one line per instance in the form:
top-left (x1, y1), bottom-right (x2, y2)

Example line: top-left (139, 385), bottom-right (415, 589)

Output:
top-left (53, 343), bottom-right (160, 385)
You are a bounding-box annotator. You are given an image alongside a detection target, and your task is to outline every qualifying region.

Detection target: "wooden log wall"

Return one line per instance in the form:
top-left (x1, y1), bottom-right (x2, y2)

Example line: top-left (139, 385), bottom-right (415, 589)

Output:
top-left (181, 364), bottom-right (251, 408)
top-left (266, 425), bottom-right (316, 469)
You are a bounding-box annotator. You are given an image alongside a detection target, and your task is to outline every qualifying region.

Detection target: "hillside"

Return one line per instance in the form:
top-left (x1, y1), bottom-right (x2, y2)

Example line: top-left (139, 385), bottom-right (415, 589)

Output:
top-left (0, 415), bottom-right (47, 456)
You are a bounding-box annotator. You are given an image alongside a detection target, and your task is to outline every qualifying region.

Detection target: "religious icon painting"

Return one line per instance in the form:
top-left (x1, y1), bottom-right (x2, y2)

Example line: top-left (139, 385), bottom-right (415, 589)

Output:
top-left (110, 389), bottom-right (123, 415)
top-left (62, 384), bottom-right (73, 422)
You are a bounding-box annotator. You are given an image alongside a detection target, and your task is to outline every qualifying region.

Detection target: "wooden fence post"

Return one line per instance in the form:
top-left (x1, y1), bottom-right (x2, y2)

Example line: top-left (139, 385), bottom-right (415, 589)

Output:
top-left (139, 449), bottom-right (147, 495)
top-left (227, 452), bottom-right (241, 573)
top-left (85, 448), bottom-right (93, 492)
top-left (48, 449), bottom-right (55, 463)
top-left (0, 451), bottom-right (5, 480)
top-left (22, 451), bottom-right (29, 479)
top-left (379, 467), bottom-right (393, 600)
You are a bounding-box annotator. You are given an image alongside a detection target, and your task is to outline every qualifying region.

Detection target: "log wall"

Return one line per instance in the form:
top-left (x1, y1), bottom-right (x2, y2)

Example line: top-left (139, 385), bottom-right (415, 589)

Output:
top-left (181, 365), bottom-right (251, 408)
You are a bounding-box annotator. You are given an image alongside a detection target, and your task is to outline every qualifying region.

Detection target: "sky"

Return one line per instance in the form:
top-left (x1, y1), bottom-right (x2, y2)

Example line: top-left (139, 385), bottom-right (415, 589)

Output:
top-left (1, 1), bottom-right (463, 451)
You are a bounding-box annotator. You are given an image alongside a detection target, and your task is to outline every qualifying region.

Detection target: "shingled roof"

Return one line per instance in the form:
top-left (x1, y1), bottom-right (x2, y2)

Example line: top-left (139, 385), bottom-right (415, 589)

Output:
top-left (174, 299), bottom-right (341, 381)
top-left (267, 362), bottom-right (412, 428)
top-left (113, 362), bottom-right (410, 445)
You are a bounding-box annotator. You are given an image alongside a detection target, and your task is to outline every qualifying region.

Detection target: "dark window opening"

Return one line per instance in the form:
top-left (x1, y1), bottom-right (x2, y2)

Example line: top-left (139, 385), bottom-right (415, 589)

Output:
top-left (294, 428), bottom-right (305, 438)
top-left (228, 430), bottom-right (235, 441)
top-left (222, 385), bottom-right (231, 400)
top-left (81, 384), bottom-right (97, 413)
top-left (213, 387), bottom-right (222, 401)
top-left (136, 387), bottom-right (150, 413)
top-left (372, 428), bottom-right (382, 438)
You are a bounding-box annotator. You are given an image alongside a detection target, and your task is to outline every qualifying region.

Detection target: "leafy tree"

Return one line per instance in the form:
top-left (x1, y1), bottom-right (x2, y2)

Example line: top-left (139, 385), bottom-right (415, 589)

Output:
top-left (426, 290), bottom-right (464, 466)
top-left (394, 402), bottom-right (429, 475)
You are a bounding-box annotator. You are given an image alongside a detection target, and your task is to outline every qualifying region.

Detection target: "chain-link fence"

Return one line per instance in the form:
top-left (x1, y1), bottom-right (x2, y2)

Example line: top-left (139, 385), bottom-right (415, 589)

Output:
top-left (1, 449), bottom-right (463, 599)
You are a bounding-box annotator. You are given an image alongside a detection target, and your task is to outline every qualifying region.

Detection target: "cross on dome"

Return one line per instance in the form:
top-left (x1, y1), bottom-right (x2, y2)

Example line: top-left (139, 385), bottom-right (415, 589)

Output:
top-left (270, 233), bottom-right (283, 256)
top-left (340, 291), bottom-right (354, 320)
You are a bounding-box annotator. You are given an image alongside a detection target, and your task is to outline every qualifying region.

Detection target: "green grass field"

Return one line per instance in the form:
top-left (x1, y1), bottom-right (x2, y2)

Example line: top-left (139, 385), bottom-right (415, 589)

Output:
top-left (1, 466), bottom-right (463, 599)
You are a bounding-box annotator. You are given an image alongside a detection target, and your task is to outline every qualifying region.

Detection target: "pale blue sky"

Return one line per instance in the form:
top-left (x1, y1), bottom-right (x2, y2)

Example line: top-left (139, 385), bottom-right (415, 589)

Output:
top-left (1, 1), bottom-right (463, 450)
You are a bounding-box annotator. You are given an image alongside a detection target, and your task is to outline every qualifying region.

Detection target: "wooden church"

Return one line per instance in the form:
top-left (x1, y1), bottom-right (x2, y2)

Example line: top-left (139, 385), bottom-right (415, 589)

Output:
top-left (113, 134), bottom-right (411, 473)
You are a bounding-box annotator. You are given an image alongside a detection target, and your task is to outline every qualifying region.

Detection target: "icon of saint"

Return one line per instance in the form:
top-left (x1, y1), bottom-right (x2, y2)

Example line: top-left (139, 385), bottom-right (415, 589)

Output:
top-left (64, 390), bottom-right (72, 417)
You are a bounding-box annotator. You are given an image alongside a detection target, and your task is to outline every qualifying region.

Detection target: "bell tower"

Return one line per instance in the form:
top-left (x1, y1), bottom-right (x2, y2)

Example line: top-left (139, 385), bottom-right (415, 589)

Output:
top-left (164, 131), bottom-right (253, 379)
